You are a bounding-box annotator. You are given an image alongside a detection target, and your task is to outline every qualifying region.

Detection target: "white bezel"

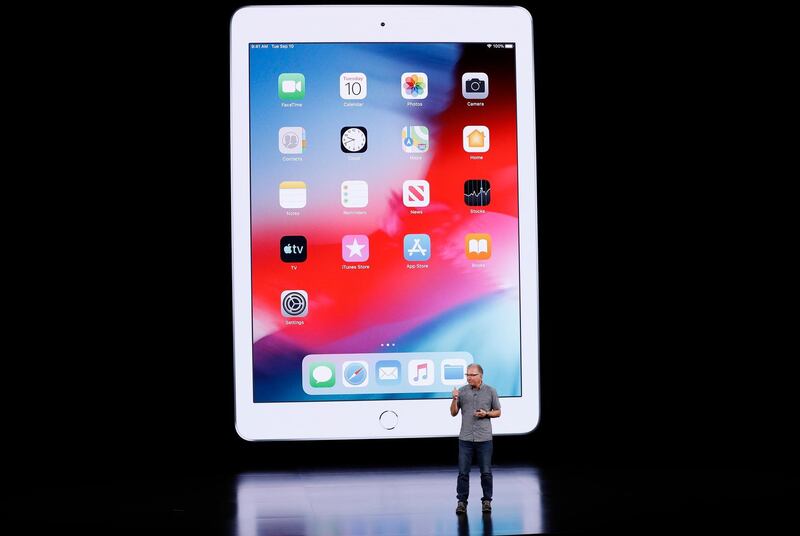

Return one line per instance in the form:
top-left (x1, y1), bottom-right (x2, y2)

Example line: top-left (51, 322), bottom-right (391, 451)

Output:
top-left (231, 5), bottom-right (539, 441)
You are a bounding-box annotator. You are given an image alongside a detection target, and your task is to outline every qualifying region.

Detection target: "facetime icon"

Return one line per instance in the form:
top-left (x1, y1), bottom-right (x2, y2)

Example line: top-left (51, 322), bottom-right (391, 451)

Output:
top-left (278, 73), bottom-right (305, 100)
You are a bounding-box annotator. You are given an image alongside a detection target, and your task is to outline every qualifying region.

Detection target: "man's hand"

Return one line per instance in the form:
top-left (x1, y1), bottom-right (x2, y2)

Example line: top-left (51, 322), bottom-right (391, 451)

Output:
top-left (450, 388), bottom-right (460, 417)
top-left (474, 409), bottom-right (489, 418)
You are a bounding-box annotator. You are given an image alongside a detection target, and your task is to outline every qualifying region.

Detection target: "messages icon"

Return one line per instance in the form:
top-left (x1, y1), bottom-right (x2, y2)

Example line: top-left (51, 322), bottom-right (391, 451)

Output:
top-left (376, 360), bottom-right (401, 385)
top-left (309, 362), bottom-right (335, 388)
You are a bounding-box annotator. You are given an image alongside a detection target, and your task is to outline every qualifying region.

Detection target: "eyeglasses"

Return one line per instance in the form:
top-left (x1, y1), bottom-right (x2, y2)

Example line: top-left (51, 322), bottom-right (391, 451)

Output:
top-left (465, 373), bottom-right (480, 377)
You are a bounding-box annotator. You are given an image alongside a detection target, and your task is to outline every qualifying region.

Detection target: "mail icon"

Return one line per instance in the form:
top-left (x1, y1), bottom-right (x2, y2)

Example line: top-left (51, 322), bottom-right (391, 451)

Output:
top-left (379, 367), bottom-right (398, 379)
top-left (376, 359), bottom-right (401, 385)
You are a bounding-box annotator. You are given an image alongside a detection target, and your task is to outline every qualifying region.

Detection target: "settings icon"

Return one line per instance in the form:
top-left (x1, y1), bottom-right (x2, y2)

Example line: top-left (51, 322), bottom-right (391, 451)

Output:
top-left (281, 290), bottom-right (308, 317)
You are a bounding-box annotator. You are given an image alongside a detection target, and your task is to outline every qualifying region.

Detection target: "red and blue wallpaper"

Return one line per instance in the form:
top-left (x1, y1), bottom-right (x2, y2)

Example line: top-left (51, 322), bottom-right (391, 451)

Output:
top-left (249, 43), bottom-right (521, 402)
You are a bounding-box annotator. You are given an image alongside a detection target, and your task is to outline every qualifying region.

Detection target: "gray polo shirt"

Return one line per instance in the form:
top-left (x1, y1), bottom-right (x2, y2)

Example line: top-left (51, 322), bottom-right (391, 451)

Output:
top-left (457, 383), bottom-right (501, 442)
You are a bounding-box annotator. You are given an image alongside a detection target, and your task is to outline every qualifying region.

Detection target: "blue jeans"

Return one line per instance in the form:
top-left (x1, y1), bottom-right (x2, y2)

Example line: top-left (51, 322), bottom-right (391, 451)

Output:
top-left (457, 439), bottom-right (493, 503)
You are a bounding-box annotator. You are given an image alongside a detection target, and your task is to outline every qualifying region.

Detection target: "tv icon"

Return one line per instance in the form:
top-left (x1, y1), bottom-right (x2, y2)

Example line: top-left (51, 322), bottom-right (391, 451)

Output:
top-left (280, 235), bottom-right (307, 263)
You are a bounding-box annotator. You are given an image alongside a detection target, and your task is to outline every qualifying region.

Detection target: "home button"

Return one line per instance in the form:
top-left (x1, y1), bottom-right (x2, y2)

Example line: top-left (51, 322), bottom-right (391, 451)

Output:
top-left (379, 410), bottom-right (398, 430)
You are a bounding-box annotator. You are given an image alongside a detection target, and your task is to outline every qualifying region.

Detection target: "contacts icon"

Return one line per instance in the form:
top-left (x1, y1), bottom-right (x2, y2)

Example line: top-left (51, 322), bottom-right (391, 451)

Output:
top-left (376, 360), bottom-right (401, 385)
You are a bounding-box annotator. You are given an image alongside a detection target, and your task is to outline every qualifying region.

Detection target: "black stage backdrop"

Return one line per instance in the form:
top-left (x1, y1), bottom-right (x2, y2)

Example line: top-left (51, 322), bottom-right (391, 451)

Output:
top-left (7, 0), bottom-right (795, 498)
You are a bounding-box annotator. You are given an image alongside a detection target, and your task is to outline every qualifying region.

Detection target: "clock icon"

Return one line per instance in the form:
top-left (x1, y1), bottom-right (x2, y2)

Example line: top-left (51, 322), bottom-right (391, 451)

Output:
top-left (340, 126), bottom-right (368, 153)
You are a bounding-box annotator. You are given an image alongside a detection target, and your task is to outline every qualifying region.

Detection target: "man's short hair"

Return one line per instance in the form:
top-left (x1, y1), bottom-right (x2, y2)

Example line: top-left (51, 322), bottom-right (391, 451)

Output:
top-left (468, 363), bottom-right (484, 375)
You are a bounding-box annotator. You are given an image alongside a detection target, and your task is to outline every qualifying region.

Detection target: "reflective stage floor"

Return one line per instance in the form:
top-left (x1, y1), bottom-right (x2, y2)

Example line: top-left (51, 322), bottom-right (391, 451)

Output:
top-left (236, 467), bottom-right (542, 535)
top-left (13, 463), bottom-right (798, 533)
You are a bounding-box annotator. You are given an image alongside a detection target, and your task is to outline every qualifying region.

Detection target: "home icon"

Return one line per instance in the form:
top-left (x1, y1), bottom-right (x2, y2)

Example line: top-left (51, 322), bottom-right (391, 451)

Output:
top-left (463, 125), bottom-right (490, 153)
top-left (467, 129), bottom-right (485, 147)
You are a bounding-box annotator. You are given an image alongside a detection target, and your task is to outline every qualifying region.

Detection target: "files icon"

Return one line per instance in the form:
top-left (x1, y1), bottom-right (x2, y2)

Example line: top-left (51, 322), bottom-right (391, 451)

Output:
top-left (441, 358), bottom-right (468, 386)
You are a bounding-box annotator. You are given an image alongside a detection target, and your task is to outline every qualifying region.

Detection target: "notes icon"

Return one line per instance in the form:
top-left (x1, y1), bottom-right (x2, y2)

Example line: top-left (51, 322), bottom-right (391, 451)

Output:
top-left (408, 359), bottom-right (434, 386)
top-left (279, 181), bottom-right (307, 209)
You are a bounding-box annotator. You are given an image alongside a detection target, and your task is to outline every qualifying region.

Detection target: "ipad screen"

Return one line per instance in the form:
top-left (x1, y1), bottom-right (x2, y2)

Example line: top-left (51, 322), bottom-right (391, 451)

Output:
top-left (248, 43), bottom-right (520, 403)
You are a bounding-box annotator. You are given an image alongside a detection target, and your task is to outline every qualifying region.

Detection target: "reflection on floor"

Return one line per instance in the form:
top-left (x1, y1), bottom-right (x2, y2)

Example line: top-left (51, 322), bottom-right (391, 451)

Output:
top-left (13, 463), bottom-right (797, 532)
top-left (235, 466), bottom-right (542, 536)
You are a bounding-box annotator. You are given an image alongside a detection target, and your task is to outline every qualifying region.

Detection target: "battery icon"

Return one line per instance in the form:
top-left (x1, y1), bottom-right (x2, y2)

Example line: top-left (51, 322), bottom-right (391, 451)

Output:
top-left (505, 44), bottom-right (514, 48)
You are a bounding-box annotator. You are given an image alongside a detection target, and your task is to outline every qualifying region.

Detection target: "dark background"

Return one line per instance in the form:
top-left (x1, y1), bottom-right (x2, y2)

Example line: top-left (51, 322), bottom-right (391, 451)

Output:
top-left (9, 0), bottom-right (795, 530)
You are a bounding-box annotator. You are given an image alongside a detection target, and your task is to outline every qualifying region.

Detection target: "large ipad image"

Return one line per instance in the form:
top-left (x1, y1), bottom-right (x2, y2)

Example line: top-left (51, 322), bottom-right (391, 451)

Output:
top-left (250, 43), bottom-right (520, 403)
top-left (231, 5), bottom-right (538, 440)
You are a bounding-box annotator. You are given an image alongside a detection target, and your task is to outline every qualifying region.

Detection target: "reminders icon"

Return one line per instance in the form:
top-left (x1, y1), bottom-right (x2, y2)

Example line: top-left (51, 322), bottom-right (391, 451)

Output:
top-left (341, 180), bottom-right (368, 208)
top-left (279, 181), bottom-right (307, 209)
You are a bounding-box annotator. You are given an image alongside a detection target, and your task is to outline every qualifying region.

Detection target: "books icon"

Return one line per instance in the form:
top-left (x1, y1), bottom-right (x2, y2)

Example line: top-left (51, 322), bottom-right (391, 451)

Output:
top-left (465, 233), bottom-right (491, 260)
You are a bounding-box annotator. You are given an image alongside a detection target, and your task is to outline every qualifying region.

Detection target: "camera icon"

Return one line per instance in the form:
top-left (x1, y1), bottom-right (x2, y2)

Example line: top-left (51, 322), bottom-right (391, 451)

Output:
top-left (461, 72), bottom-right (489, 99)
top-left (465, 78), bottom-right (485, 93)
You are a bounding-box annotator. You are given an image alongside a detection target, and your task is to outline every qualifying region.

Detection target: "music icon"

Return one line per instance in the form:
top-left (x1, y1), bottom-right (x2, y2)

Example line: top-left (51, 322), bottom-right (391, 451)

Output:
top-left (408, 359), bottom-right (435, 386)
